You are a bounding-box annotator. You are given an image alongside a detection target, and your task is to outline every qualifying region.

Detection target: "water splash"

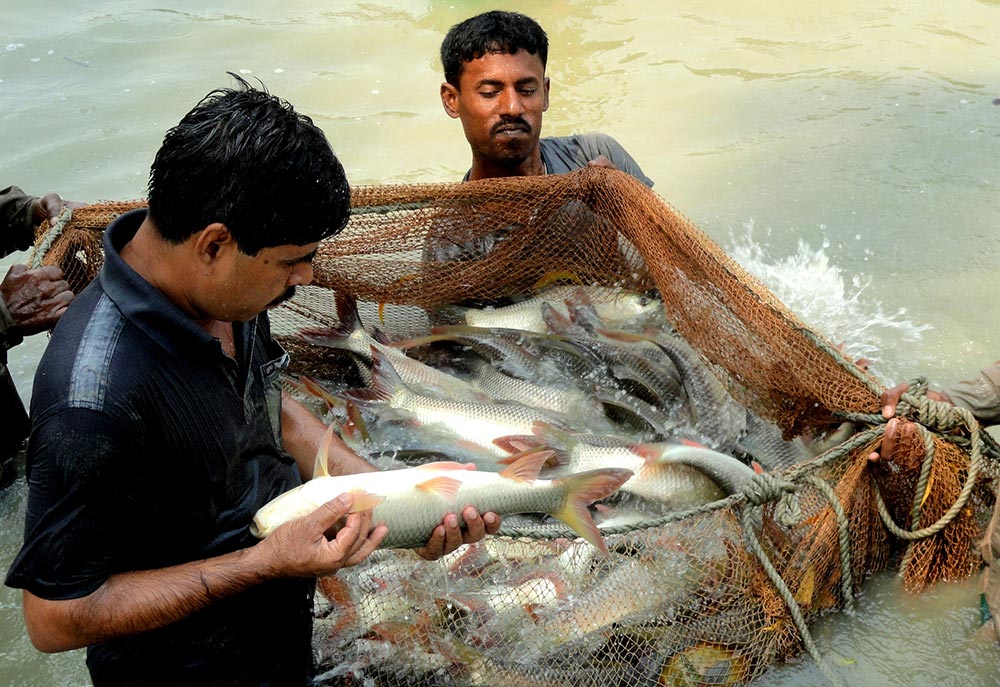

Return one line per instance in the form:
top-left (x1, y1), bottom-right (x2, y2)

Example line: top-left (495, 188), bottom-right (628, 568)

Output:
top-left (725, 220), bottom-right (932, 384)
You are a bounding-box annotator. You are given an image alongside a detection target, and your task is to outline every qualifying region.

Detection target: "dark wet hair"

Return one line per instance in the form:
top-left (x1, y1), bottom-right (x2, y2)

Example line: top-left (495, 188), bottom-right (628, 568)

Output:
top-left (147, 73), bottom-right (350, 255)
top-left (440, 11), bottom-right (548, 88)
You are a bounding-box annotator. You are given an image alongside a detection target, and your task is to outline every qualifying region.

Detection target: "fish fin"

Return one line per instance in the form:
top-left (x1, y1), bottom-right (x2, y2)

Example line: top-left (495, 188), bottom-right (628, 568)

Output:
top-left (415, 476), bottom-right (463, 500)
top-left (342, 399), bottom-right (371, 444)
top-left (539, 302), bottom-right (575, 336)
top-left (365, 346), bottom-right (405, 401)
top-left (372, 326), bottom-right (392, 345)
top-left (552, 468), bottom-right (633, 554)
top-left (533, 270), bottom-right (583, 291)
top-left (497, 449), bottom-right (554, 483)
top-left (680, 437), bottom-right (708, 449)
top-left (595, 327), bottom-right (649, 345)
top-left (300, 375), bottom-right (344, 411)
top-left (630, 443), bottom-right (661, 464)
top-left (346, 489), bottom-right (385, 512)
top-left (516, 421), bottom-right (573, 467)
top-left (493, 434), bottom-right (542, 455)
top-left (388, 331), bottom-right (453, 351)
top-left (377, 301), bottom-right (386, 325)
top-left (313, 424), bottom-right (336, 479)
top-left (414, 460), bottom-right (474, 471)
top-left (335, 291), bottom-right (364, 330)
top-left (751, 460), bottom-right (765, 474)
top-left (299, 293), bottom-right (360, 349)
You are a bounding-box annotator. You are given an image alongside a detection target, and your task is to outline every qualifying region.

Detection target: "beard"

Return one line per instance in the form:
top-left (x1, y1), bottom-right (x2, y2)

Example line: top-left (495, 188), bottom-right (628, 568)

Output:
top-left (267, 286), bottom-right (296, 309)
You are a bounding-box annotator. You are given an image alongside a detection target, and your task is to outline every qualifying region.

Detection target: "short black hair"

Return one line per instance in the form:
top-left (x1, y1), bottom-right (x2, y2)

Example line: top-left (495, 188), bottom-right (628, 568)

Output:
top-left (147, 73), bottom-right (350, 255)
top-left (440, 11), bottom-right (548, 88)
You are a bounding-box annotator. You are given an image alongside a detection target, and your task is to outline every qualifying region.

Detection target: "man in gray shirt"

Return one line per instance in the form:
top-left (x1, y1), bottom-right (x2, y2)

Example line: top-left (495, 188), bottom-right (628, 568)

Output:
top-left (439, 10), bottom-right (653, 187)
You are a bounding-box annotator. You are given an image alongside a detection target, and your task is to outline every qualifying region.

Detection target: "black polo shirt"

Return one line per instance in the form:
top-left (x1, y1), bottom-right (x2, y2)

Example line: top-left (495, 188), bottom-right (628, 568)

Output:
top-left (5, 210), bottom-right (314, 686)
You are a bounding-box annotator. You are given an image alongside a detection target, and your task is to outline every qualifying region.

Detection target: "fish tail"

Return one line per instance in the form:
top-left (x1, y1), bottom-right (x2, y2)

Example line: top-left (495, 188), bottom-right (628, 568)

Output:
top-left (552, 468), bottom-right (633, 554)
top-left (298, 294), bottom-right (361, 348)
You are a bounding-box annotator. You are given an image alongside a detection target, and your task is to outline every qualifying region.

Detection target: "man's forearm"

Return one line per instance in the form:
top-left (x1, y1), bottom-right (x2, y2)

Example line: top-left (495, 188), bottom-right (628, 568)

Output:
top-left (280, 392), bottom-right (376, 479)
top-left (0, 185), bottom-right (39, 257)
top-left (24, 544), bottom-right (273, 653)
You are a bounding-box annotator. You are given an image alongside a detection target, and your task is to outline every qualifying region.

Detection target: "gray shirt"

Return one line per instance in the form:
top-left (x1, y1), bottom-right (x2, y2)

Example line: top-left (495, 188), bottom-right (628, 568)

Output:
top-left (463, 133), bottom-right (654, 187)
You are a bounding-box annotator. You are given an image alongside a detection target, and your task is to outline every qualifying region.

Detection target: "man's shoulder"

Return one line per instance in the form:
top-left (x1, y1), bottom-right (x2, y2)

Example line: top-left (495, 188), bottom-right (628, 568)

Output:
top-left (540, 133), bottom-right (653, 187)
top-left (34, 284), bottom-right (153, 419)
top-left (541, 132), bottom-right (623, 155)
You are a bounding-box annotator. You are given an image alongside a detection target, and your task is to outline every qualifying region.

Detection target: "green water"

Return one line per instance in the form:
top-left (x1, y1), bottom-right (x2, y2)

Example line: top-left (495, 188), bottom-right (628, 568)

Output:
top-left (2, 1), bottom-right (999, 685)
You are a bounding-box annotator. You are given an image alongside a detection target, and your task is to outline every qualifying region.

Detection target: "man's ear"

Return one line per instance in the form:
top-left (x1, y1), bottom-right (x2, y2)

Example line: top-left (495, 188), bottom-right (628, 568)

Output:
top-left (191, 223), bottom-right (235, 271)
top-left (441, 82), bottom-right (461, 119)
top-left (543, 76), bottom-right (551, 113)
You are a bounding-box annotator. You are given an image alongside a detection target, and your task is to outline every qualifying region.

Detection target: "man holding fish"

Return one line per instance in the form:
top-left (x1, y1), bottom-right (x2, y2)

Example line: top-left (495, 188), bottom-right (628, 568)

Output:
top-left (4, 78), bottom-right (498, 686)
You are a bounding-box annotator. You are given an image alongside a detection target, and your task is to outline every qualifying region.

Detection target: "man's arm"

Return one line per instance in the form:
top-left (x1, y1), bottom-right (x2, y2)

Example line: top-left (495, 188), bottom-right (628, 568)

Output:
top-left (281, 391), bottom-right (376, 478)
top-left (22, 492), bottom-right (384, 653)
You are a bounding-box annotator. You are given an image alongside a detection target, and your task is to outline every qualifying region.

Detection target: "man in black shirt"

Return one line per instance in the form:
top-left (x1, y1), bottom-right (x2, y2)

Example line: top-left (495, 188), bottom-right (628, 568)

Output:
top-left (6, 76), bottom-right (497, 686)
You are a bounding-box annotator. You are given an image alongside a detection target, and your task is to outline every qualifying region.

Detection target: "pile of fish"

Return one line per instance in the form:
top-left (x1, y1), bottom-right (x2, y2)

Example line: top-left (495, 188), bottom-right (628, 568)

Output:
top-left (273, 285), bottom-right (819, 685)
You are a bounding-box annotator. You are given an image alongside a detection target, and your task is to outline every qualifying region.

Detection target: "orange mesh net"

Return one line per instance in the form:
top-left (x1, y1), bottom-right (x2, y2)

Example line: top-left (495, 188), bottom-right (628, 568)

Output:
top-left (32, 168), bottom-right (995, 686)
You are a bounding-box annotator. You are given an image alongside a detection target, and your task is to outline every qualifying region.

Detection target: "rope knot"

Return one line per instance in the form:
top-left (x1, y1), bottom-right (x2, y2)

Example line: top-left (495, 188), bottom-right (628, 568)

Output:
top-left (743, 472), bottom-right (796, 504)
top-left (901, 387), bottom-right (974, 434)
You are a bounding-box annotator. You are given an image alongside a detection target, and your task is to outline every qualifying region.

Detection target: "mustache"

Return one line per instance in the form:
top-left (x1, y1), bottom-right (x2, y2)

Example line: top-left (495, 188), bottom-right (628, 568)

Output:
top-left (267, 286), bottom-right (296, 308)
top-left (491, 117), bottom-right (531, 136)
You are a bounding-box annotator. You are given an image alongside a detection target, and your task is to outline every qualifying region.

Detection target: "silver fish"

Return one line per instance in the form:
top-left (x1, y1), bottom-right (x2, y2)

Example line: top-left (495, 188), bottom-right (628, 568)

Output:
top-left (511, 422), bottom-right (756, 510)
top-left (348, 347), bottom-right (567, 457)
top-left (299, 293), bottom-right (488, 403)
top-left (456, 285), bottom-right (663, 334)
top-left (251, 428), bottom-right (632, 553)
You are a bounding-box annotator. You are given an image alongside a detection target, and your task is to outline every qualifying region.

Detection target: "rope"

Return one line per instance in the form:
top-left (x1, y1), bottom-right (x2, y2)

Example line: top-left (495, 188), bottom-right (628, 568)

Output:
top-left (28, 206), bottom-right (74, 269)
top-left (741, 504), bottom-right (848, 687)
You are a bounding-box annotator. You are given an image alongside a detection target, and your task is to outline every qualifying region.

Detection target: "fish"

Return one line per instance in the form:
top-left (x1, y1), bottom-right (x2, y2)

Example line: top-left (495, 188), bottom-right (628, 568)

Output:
top-left (347, 347), bottom-right (568, 457)
top-left (504, 422), bottom-right (756, 511)
top-left (540, 302), bottom-right (685, 411)
top-left (394, 324), bottom-right (678, 438)
top-left (250, 426), bottom-right (632, 552)
top-left (452, 285), bottom-right (664, 334)
top-left (438, 569), bottom-right (570, 648)
top-left (469, 359), bottom-right (610, 428)
top-left (299, 292), bottom-right (489, 403)
top-left (606, 327), bottom-right (748, 451)
top-left (519, 546), bottom-right (702, 658)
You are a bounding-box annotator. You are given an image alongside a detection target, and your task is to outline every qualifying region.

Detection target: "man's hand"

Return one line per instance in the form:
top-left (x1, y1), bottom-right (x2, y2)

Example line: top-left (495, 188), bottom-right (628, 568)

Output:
top-left (31, 193), bottom-right (85, 227)
top-left (587, 155), bottom-right (618, 170)
top-left (867, 382), bottom-right (952, 462)
top-left (255, 493), bottom-right (386, 578)
top-left (415, 506), bottom-right (501, 561)
top-left (1, 264), bottom-right (74, 336)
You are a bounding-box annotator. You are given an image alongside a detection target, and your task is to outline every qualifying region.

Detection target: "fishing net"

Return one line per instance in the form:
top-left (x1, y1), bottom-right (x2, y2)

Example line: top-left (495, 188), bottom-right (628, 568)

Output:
top-left (32, 168), bottom-right (998, 687)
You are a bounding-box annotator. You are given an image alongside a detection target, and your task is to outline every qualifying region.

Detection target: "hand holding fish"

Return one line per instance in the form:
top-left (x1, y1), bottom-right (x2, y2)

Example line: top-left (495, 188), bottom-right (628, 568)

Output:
top-left (256, 492), bottom-right (387, 577)
top-left (414, 505), bottom-right (501, 561)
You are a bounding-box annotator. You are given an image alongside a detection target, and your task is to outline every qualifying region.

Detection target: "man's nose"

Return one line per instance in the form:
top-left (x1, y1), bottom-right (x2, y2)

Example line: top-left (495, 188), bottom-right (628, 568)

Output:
top-left (498, 87), bottom-right (525, 116)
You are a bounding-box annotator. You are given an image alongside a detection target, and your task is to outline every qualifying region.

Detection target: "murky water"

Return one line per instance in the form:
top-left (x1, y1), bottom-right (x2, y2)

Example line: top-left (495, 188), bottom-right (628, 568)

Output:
top-left (2, 1), bottom-right (999, 685)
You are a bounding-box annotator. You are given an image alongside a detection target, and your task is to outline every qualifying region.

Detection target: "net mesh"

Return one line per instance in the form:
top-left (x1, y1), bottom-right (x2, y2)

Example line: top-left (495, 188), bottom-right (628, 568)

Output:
top-left (33, 168), bottom-right (996, 686)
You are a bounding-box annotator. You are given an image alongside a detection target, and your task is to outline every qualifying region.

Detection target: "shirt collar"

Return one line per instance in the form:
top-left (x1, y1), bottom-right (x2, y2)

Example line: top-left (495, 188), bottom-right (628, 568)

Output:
top-left (98, 209), bottom-right (254, 357)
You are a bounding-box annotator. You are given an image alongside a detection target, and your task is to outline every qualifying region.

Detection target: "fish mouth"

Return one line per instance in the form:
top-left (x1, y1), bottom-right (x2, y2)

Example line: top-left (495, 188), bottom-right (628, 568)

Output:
top-left (249, 520), bottom-right (264, 538)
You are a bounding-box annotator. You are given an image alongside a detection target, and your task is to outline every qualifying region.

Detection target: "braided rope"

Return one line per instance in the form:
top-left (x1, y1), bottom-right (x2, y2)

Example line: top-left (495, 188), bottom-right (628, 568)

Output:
top-left (871, 398), bottom-right (982, 543)
top-left (28, 206), bottom-right (74, 269)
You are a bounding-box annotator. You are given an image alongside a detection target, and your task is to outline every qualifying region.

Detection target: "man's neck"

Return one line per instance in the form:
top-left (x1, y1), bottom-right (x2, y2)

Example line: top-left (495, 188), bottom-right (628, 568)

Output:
top-left (120, 218), bottom-right (206, 325)
top-left (468, 149), bottom-right (545, 180)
